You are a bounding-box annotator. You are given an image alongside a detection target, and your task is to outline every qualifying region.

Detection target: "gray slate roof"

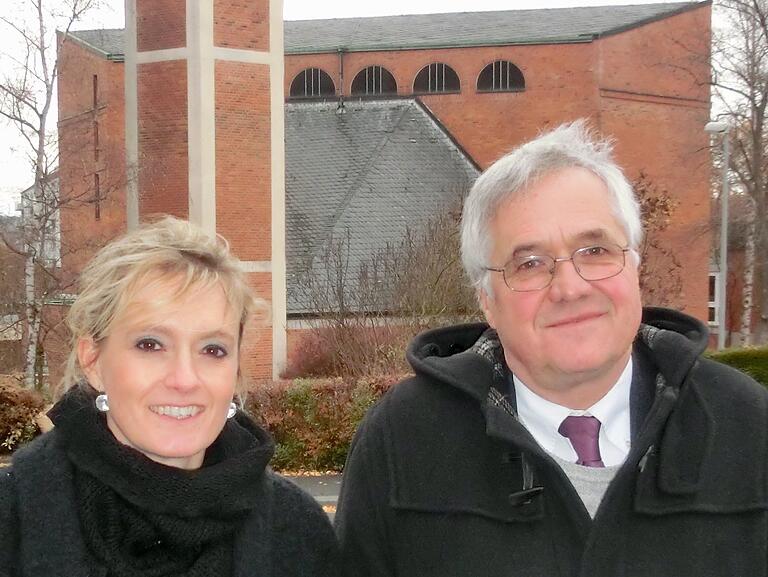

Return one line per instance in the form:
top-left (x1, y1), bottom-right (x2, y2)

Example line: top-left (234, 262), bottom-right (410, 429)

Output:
top-left (66, 28), bottom-right (124, 57)
top-left (285, 100), bottom-right (479, 315)
top-left (67, 2), bottom-right (701, 57)
top-left (284, 2), bottom-right (699, 52)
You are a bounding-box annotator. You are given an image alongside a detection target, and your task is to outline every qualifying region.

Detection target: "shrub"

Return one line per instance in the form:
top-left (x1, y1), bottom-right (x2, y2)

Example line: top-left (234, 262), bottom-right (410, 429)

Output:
top-left (284, 323), bottom-right (415, 379)
top-left (0, 376), bottom-right (44, 453)
top-left (246, 375), bottom-right (400, 471)
top-left (708, 346), bottom-right (768, 386)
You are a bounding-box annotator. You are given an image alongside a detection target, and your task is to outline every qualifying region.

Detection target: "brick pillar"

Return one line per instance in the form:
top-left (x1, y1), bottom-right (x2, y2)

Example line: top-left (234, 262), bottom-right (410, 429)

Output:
top-left (124, 0), bottom-right (287, 380)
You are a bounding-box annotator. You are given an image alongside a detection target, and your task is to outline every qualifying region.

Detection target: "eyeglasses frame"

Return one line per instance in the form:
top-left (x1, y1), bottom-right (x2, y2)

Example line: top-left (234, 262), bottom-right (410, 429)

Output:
top-left (485, 244), bottom-right (632, 292)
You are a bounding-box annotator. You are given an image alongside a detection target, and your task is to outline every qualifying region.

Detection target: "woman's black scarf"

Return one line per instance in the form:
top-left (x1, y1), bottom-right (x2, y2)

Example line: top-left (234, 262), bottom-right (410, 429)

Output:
top-left (48, 386), bottom-right (275, 577)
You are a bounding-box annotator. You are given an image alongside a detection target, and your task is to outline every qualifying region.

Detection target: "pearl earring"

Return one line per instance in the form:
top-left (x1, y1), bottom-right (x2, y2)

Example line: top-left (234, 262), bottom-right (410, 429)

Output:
top-left (95, 393), bottom-right (110, 412)
top-left (227, 402), bottom-right (237, 419)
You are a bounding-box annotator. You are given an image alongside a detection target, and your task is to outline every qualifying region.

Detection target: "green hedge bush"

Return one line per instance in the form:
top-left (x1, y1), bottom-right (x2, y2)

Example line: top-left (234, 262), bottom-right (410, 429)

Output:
top-left (0, 379), bottom-right (44, 453)
top-left (708, 346), bottom-right (768, 386)
top-left (246, 375), bottom-right (399, 471)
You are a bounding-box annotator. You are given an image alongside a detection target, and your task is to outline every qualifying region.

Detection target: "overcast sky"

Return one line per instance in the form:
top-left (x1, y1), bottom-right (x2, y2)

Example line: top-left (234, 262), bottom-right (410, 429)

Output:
top-left (0, 0), bottom-right (689, 214)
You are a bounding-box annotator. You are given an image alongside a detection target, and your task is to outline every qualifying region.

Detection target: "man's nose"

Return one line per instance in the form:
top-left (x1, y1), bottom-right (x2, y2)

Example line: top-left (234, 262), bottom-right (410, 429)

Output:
top-left (547, 257), bottom-right (592, 301)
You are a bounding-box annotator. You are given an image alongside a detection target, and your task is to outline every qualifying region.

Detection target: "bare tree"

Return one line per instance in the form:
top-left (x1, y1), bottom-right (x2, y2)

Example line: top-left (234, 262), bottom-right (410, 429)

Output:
top-left (0, 0), bottom-right (100, 389)
top-left (712, 0), bottom-right (768, 344)
top-left (290, 196), bottom-right (479, 379)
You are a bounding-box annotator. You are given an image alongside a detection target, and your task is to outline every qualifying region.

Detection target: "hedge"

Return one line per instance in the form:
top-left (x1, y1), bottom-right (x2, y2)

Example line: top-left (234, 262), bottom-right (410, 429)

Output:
top-left (245, 375), bottom-right (399, 471)
top-left (707, 346), bottom-right (768, 386)
top-left (0, 374), bottom-right (400, 470)
top-left (0, 378), bottom-right (44, 453)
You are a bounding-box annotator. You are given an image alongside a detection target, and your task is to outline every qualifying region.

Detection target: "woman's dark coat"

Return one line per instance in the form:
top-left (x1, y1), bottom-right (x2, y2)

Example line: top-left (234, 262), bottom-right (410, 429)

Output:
top-left (0, 426), bottom-right (338, 577)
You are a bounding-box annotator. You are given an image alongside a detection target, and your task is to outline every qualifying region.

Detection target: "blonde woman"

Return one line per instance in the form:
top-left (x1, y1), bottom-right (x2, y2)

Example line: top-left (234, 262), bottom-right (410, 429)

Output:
top-left (0, 217), bottom-right (338, 577)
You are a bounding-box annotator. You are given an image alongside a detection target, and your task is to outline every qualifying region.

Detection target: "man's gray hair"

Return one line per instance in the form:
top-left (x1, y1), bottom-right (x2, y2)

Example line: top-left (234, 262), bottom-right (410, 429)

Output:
top-left (460, 119), bottom-right (643, 294)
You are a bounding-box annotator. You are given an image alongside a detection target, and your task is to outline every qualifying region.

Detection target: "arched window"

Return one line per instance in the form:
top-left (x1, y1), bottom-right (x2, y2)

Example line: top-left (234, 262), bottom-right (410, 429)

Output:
top-left (351, 65), bottom-right (397, 96)
top-left (477, 60), bottom-right (525, 92)
top-left (413, 63), bottom-right (460, 94)
top-left (289, 68), bottom-right (335, 98)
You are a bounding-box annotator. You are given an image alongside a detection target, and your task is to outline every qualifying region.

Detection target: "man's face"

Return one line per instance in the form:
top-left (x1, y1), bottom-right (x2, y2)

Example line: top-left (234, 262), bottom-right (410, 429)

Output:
top-left (479, 167), bottom-right (642, 407)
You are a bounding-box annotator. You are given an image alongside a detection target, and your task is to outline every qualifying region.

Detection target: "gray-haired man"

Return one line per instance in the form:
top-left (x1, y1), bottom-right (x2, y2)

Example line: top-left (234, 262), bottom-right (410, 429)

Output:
top-left (335, 121), bottom-right (768, 577)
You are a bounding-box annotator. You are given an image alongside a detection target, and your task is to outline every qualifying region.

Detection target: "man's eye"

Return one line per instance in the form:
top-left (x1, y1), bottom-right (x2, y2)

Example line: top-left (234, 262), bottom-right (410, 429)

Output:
top-left (515, 257), bottom-right (546, 272)
top-left (203, 344), bottom-right (228, 358)
top-left (136, 338), bottom-right (162, 352)
top-left (581, 245), bottom-right (610, 257)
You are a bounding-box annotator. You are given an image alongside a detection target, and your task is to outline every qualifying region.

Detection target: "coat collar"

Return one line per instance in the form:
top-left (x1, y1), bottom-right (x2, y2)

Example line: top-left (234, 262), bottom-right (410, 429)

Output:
top-left (632, 365), bottom-right (768, 515)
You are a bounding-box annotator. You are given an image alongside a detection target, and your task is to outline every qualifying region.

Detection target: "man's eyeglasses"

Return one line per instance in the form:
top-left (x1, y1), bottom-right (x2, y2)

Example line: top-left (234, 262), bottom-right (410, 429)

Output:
top-left (485, 243), bottom-right (631, 292)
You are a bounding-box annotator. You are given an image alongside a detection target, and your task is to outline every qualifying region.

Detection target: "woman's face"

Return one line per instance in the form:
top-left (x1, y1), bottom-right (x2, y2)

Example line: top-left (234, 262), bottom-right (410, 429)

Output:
top-left (79, 278), bottom-right (241, 470)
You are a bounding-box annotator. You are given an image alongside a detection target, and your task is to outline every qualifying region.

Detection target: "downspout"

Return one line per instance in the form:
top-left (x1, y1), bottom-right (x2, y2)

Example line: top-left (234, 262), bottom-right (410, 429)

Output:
top-left (337, 47), bottom-right (346, 114)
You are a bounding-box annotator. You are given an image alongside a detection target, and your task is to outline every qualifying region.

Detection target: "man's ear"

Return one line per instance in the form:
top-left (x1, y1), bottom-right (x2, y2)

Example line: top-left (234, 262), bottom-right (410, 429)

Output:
top-left (478, 288), bottom-right (497, 329)
top-left (77, 337), bottom-right (103, 392)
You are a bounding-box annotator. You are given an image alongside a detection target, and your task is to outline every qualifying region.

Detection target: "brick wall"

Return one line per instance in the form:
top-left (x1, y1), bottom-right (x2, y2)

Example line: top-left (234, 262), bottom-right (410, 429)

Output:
top-left (58, 36), bottom-right (128, 285)
top-left (598, 5), bottom-right (711, 319)
top-left (215, 61), bottom-right (272, 261)
top-left (214, 0), bottom-right (269, 50)
top-left (241, 272), bottom-right (273, 382)
top-left (211, 1), bottom-right (276, 380)
top-left (137, 0), bottom-right (186, 51)
top-left (137, 60), bottom-right (190, 219)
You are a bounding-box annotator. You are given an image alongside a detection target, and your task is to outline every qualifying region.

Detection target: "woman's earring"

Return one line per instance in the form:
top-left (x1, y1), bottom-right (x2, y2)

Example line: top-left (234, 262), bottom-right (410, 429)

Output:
top-left (227, 402), bottom-right (237, 419)
top-left (95, 393), bottom-right (110, 412)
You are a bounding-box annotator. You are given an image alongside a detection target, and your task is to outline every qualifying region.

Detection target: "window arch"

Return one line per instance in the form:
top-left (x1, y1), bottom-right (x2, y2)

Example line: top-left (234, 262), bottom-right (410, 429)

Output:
top-left (351, 65), bottom-right (397, 96)
top-left (477, 60), bottom-right (525, 92)
top-left (413, 63), bottom-right (460, 94)
top-left (289, 68), bottom-right (335, 99)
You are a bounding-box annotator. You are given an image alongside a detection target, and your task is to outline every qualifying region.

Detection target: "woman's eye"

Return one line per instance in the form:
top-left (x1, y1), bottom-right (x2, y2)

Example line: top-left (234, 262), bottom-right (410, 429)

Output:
top-left (136, 338), bottom-right (162, 352)
top-left (203, 344), bottom-right (228, 358)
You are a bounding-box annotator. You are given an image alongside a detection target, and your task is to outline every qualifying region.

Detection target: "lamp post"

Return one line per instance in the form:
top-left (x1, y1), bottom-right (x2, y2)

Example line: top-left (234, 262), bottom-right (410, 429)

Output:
top-left (704, 120), bottom-right (731, 350)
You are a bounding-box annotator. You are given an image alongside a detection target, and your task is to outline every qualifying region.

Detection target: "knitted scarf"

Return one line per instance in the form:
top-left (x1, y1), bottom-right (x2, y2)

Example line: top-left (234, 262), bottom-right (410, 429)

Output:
top-left (48, 386), bottom-right (275, 577)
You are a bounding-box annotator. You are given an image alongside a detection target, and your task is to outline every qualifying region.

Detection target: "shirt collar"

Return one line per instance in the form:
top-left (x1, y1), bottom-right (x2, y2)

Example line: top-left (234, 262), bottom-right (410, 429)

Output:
top-left (512, 357), bottom-right (633, 465)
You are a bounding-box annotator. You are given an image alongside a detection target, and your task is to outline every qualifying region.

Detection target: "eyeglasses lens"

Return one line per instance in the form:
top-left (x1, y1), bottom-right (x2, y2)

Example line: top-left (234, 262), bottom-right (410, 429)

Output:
top-left (504, 244), bottom-right (626, 291)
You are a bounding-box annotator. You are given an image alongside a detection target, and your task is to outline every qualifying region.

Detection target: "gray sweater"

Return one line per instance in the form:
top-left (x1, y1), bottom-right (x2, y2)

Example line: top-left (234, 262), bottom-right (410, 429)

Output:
top-left (552, 454), bottom-right (620, 518)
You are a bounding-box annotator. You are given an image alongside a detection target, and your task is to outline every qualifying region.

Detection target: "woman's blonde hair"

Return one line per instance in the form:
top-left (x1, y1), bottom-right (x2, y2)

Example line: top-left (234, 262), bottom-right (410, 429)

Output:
top-left (62, 216), bottom-right (263, 391)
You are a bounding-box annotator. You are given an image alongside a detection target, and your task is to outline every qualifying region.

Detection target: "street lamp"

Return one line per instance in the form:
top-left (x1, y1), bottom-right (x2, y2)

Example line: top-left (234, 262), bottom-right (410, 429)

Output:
top-left (704, 120), bottom-right (731, 350)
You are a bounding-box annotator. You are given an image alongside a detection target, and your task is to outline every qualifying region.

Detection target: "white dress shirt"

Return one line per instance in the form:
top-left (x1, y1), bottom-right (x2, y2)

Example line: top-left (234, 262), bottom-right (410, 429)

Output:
top-left (513, 357), bottom-right (633, 467)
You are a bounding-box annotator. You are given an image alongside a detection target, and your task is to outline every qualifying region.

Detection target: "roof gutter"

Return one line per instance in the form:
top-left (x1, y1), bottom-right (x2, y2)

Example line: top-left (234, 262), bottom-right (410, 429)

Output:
top-left (285, 35), bottom-right (596, 55)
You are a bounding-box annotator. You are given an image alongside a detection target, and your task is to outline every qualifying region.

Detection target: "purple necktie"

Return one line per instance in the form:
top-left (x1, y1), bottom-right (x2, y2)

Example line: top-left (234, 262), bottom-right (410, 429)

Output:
top-left (558, 415), bottom-right (605, 468)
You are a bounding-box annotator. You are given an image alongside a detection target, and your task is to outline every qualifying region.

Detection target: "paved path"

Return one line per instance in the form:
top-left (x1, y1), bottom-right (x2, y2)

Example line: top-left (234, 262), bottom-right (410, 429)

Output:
top-left (284, 474), bottom-right (342, 520)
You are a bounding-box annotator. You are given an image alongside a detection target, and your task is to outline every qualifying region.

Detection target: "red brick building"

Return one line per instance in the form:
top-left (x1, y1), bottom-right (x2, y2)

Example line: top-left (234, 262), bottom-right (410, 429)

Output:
top-left (55, 1), bottom-right (713, 382)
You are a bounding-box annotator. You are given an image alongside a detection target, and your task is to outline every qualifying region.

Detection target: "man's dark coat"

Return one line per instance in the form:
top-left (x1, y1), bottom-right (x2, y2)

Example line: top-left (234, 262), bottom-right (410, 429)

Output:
top-left (335, 308), bottom-right (768, 577)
